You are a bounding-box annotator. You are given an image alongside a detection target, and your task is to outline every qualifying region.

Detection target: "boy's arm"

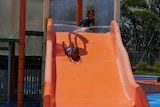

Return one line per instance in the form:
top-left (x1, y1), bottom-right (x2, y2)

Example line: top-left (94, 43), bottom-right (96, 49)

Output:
top-left (78, 55), bottom-right (82, 64)
top-left (69, 57), bottom-right (76, 64)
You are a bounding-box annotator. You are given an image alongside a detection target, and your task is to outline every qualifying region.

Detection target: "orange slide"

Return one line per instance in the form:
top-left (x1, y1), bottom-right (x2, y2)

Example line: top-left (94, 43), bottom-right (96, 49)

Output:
top-left (43, 18), bottom-right (149, 107)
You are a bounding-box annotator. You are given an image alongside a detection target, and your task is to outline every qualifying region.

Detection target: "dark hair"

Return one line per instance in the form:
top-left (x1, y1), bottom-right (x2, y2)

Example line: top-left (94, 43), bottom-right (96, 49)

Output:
top-left (72, 48), bottom-right (79, 54)
top-left (87, 10), bottom-right (94, 17)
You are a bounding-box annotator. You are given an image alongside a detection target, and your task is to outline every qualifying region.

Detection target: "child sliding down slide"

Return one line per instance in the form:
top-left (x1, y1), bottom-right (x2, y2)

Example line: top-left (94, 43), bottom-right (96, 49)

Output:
top-left (62, 41), bottom-right (81, 63)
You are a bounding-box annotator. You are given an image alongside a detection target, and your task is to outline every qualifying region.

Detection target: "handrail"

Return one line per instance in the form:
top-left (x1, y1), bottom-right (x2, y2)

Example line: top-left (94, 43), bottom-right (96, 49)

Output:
top-left (43, 18), bottom-right (56, 107)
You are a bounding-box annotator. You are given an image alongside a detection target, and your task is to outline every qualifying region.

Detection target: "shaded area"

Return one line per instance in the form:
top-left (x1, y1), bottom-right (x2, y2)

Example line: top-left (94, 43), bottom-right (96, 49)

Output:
top-left (0, 96), bottom-right (41, 107)
top-left (137, 80), bottom-right (160, 94)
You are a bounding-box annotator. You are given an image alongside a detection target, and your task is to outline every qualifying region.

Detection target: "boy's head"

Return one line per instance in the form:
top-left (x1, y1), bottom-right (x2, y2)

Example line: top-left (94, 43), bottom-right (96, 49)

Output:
top-left (71, 48), bottom-right (79, 58)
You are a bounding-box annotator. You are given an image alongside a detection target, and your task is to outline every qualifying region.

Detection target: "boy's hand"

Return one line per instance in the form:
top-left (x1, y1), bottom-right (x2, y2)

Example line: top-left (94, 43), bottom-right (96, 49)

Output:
top-left (69, 58), bottom-right (76, 64)
top-left (78, 58), bottom-right (82, 64)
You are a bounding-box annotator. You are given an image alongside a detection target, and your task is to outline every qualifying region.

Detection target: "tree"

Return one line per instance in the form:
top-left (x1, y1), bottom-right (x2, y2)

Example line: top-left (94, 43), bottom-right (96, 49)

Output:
top-left (120, 0), bottom-right (160, 66)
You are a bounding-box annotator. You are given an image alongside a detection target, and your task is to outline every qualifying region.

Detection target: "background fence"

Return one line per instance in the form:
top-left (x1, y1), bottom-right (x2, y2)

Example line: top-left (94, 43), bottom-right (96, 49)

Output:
top-left (0, 31), bottom-right (44, 104)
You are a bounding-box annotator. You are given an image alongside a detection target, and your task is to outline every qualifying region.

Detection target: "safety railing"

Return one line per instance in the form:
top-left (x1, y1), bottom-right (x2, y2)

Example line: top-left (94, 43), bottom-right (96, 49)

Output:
top-left (43, 18), bottom-right (56, 107)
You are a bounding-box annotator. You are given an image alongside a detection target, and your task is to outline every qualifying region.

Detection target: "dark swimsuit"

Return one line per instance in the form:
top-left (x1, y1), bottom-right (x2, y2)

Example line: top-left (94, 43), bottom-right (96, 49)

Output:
top-left (71, 55), bottom-right (80, 61)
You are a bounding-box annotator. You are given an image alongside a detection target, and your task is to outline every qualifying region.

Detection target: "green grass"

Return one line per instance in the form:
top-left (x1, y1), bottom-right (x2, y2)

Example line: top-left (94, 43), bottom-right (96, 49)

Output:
top-left (133, 68), bottom-right (160, 76)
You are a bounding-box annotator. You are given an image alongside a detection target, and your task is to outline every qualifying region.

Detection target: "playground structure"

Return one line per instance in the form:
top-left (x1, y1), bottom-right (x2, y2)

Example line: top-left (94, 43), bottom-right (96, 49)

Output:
top-left (43, 17), bottom-right (149, 107)
top-left (0, 0), bottom-right (150, 107)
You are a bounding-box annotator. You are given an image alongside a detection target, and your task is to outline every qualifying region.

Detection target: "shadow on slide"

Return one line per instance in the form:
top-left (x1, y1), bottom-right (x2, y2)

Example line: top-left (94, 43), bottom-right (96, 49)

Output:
top-left (43, 18), bottom-right (149, 107)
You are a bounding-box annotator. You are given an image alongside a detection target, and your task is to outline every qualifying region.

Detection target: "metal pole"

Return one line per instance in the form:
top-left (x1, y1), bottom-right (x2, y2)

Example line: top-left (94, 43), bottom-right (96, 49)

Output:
top-left (114, 0), bottom-right (120, 23)
top-left (43, 0), bottom-right (50, 31)
top-left (42, 0), bottom-right (50, 105)
top-left (9, 42), bottom-right (16, 102)
top-left (17, 0), bottom-right (26, 106)
top-left (7, 43), bottom-right (11, 103)
top-left (77, 0), bottom-right (82, 25)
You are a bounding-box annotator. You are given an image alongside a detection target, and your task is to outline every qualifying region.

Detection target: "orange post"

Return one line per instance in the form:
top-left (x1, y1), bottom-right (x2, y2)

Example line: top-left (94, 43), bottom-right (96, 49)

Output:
top-left (77, 0), bottom-right (82, 25)
top-left (17, 0), bottom-right (26, 107)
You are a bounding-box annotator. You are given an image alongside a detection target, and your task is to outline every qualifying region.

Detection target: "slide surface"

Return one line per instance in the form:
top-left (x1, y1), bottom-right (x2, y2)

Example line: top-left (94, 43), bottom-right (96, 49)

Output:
top-left (43, 19), bottom-right (149, 107)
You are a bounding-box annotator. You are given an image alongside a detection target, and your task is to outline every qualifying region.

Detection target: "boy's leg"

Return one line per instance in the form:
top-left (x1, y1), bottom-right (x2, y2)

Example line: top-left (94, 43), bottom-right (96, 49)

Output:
top-left (70, 41), bottom-right (74, 48)
top-left (62, 42), bottom-right (71, 56)
top-left (62, 41), bottom-right (67, 50)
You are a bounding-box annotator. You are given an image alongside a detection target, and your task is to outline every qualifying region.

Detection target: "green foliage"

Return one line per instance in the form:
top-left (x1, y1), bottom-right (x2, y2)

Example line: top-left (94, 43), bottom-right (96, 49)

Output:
top-left (153, 60), bottom-right (160, 68)
top-left (135, 62), bottom-right (149, 69)
top-left (133, 69), bottom-right (160, 76)
top-left (120, 0), bottom-right (160, 66)
top-left (121, 0), bottom-right (149, 8)
top-left (129, 8), bottom-right (160, 24)
top-left (134, 62), bottom-right (160, 76)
